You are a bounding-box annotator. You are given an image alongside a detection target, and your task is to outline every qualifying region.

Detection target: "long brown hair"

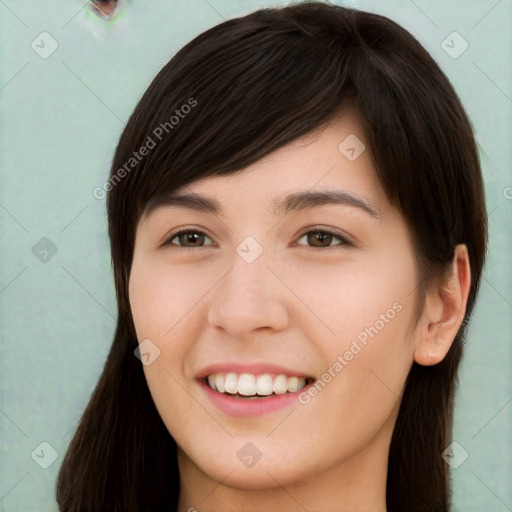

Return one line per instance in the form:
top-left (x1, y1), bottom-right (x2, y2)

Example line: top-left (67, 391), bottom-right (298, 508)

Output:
top-left (56, 2), bottom-right (488, 510)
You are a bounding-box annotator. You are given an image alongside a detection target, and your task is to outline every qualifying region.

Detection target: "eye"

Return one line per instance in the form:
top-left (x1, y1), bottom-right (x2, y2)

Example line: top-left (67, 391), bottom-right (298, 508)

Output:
top-left (163, 229), bottom-right (215, 250)
top-left (296, 228), bottom-right (352, 249)
top-left (162, 227), bottom-right (353, 251)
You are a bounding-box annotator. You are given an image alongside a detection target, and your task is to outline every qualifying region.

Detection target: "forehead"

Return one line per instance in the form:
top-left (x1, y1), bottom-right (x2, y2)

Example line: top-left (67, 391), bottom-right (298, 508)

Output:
top-left (142, 107), bottom-right (387, 222)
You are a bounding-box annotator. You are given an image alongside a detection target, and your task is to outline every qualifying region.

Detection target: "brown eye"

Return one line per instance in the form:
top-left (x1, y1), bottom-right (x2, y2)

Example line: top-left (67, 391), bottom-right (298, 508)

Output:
top-left (307, 231), bottom-right (333, 247)
top-left (179, 232), bottom-right (204, 247)
top-left (164, 230), bottom-right (214, 249)
top-left (297, 229), bottom-right (351, 249)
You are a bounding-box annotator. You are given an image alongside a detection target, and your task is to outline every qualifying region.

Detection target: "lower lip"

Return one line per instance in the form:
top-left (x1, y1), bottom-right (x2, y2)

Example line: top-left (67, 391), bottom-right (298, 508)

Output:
top-left (198, 379), bottom-right (312, 417)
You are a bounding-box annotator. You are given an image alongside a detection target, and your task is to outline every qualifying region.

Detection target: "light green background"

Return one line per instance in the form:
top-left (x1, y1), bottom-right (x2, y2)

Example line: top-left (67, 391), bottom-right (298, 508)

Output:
top-left (1, 1), bottom-right (511, 510)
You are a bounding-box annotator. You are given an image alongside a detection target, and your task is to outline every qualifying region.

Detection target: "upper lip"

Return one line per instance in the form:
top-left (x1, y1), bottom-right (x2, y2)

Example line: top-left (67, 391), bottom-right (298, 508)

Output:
top-left (195, 362), bottom-right (314, 380)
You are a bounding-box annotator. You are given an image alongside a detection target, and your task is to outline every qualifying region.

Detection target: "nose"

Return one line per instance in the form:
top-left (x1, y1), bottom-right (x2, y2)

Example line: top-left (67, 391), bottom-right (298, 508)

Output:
top-left (207, 249), bottom-right (289, 340)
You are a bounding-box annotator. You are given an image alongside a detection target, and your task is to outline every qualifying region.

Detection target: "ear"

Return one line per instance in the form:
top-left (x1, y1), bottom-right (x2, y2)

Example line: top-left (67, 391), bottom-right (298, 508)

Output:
top-left (414, 244), bottom-right (471, 366)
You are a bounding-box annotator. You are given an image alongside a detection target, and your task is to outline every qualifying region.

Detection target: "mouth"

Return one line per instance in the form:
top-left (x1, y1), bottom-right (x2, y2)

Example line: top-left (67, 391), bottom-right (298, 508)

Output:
top-left (203, 372), bottom-right (315, 399)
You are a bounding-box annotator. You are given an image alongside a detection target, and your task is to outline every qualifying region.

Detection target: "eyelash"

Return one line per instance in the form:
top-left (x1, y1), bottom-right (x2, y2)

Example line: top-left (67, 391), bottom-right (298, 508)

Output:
top-left (162, 227), bottom-right (353, 252)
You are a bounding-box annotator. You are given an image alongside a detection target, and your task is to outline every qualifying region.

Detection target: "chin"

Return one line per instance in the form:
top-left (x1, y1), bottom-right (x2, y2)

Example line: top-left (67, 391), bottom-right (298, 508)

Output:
top-left (181, 442), bottom-right (316, 491)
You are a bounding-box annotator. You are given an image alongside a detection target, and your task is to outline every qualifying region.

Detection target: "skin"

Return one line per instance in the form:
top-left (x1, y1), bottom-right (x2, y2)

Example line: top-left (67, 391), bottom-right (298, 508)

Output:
top-left (129, 106), bottom-right (471, 512)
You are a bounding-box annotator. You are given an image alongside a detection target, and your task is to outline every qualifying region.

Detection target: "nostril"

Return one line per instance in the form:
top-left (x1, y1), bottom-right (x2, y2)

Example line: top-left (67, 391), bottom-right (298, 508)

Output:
top-left (90, 0), bottom-right (119, 18)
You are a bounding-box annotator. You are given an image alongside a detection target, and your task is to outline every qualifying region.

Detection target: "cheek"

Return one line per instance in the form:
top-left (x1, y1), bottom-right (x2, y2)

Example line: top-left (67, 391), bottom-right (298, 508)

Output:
top-left (294, 247), bottom-right (417, 422)
top-left (285, 251), bottom-right (416, 350)
top-left (129, 260), bottom-right (160, 340)
top-left (129, 261), bottom-right (203, 437)
top-left (129, 259), bottom-right (203, 342)
top-left (292, 297), bottom-right (415, 474)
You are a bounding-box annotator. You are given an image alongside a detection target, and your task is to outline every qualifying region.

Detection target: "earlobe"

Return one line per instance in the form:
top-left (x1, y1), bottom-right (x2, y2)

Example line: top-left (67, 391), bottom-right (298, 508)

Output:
top-left (414, 244), bottom-right (471, 366)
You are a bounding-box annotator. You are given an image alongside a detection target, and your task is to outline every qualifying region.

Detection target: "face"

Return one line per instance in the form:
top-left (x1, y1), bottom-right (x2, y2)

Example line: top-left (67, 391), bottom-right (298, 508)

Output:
top-left (129, 107), bottom-right (421, 493)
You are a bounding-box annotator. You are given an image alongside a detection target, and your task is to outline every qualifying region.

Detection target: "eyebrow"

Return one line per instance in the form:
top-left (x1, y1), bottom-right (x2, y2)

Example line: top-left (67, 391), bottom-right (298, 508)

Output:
top-left (145, 189), bottom-right (381, 220)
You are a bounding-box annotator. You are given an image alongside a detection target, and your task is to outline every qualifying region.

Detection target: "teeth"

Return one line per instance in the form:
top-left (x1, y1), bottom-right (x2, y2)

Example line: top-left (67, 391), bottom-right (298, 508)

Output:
top-left (238, 373), bottom-right (256, 396)
top-left (205, 372), bottom-right (309, 396)
top-left (224, 373), bottom-right (238, 394)
top-left (287, 376), bottom-right (299, 392)
top-left (214, 374), bottom-right (225, 393)
top-left (256, 374), bottom-right (273, 396)
top-left (273, 374), bottom-right (287, 395)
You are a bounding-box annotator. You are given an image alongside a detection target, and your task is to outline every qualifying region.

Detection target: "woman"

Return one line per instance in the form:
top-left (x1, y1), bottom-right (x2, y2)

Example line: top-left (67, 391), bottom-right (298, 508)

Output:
top-left (56, 2), bottom-right (487, 511)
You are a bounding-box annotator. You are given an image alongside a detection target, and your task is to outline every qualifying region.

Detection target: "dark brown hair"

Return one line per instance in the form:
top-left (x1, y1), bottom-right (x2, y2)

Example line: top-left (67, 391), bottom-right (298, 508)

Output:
top-left (56, 2), bottom-right (487, 511)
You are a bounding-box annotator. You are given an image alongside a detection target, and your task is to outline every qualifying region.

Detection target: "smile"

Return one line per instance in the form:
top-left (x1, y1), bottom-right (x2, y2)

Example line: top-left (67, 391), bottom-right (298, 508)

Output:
top-left (205, 372), bottom-right (312, 398)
